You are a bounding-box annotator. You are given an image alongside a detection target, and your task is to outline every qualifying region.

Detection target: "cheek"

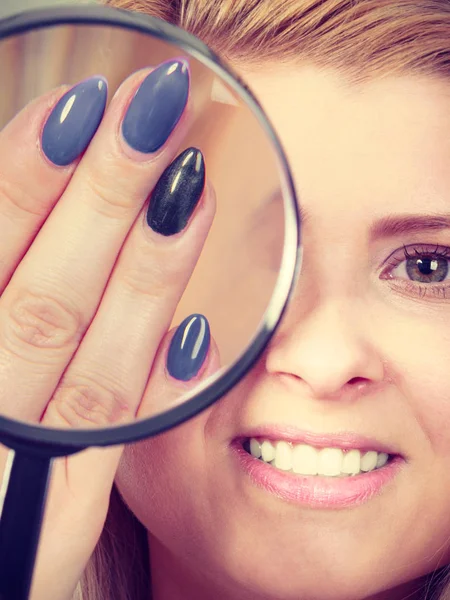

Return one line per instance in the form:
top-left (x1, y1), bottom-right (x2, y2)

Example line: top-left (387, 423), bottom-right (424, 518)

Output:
top-left (379, 304), bottom-right (450, 453)
top-left (115, 415), bottom-right (211, 542)
top-left (349, 300), bottom-right (450, 569)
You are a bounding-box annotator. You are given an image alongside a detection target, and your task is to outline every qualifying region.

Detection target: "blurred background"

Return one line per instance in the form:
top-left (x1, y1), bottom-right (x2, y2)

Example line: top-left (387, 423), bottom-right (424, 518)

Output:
top-left (0, 0), bottom-right (91, 19)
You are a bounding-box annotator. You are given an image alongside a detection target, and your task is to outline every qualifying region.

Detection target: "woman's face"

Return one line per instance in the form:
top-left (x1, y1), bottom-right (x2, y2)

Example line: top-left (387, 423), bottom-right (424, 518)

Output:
top-left (116, 65), bottom-right (450, 600)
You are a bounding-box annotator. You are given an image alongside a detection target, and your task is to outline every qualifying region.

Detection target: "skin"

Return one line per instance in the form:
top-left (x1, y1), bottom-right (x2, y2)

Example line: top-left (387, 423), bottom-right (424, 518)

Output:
top-left (115, 64), bottom-right (450, 600)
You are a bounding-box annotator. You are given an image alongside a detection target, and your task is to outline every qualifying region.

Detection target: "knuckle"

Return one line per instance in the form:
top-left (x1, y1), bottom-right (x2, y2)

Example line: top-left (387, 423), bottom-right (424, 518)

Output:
top-left (121, 244), bottom-right (188, 299)
top-left (84, 170), bottom-right (138, 218)
top-left (0, 176), bottom-right (47, 218)
top-left (6, 289), bottom-right (82, 351)
top-left (121, 264), bottom-right (166, 298)
top-left (51, 379), bottom-right (130, 427)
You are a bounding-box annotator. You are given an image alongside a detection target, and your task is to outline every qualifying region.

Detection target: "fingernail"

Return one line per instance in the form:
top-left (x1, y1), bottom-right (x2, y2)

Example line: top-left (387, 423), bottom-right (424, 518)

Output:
top-left (121, 60), bottom-right (189, 153)
top-left (167, 314), bottom-right (210, 381)
top-left (147, 147), bottom-right (205, 236)
top-left (42, 76), bottom-right (107, 166)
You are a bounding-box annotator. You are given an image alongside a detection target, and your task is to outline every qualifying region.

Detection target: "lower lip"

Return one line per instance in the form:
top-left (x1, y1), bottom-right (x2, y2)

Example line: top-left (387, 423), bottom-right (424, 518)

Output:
top-left (231, 442), bottom-right (404, 509)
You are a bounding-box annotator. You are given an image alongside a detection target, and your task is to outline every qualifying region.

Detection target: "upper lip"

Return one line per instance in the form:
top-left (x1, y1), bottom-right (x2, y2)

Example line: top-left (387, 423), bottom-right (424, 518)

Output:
top-left (236, 425), bottom-right (399, 455)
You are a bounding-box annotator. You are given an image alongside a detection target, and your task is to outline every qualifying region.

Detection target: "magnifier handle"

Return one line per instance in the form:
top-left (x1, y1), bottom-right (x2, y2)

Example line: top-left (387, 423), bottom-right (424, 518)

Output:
top-left (0, 450), bottom-right (52, 600)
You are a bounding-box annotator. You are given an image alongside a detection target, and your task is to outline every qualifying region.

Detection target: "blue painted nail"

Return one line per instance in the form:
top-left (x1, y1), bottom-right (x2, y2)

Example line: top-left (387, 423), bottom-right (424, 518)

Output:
top-left (167, 314), bottom-right (210, 381)
top-left (42, 76), bottom-right (107, 166)
top-left (121, 60), bottom-right (189, 154)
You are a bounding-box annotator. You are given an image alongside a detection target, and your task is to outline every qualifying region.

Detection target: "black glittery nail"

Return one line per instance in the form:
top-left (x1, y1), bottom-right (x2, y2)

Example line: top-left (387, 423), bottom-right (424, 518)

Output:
top-left (147, 147), bottom-right (205, 236)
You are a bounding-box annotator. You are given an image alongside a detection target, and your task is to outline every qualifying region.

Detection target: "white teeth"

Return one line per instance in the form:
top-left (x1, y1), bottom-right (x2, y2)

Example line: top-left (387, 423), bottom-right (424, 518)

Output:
top-left (360, 451), bottom-right (378, 472)
top-left (249, 438), bottom-right (261, 459)
top-left (341, 449), bottom-right (361, 475)
top-left (274, 441), bottom-right (292, 471)
top-left (318, 448), bottom-right (343, 476)
top-left (292, 444), bottom-right (318, 475)
top-left (376, 452), bottom-right (389, 468)
top-left (246, 438), bottom-right (391, 477)
top-left (260, 440), bottom-right (276, 463)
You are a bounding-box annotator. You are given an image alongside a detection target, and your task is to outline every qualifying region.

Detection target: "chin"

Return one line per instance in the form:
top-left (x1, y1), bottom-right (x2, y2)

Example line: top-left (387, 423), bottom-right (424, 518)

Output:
top-left (153, 518), bottom-right (420, 600)
top-left (187, 550), bottom-right (414, 600)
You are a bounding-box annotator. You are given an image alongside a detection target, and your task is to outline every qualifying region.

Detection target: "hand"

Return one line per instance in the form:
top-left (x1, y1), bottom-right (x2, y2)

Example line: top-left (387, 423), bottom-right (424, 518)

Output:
top-left (0, 60), bottom-right (217, 600)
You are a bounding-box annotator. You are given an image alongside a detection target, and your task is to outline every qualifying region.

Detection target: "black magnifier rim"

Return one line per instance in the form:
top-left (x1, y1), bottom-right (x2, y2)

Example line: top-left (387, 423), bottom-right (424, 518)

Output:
top-left (0, 4), bottom-right (300, 452)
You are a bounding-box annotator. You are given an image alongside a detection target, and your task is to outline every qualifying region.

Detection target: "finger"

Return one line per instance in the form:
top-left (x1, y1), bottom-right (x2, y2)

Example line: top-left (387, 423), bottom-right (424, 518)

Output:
top-left (0, 60), bottom-right (191, 422)
top-left (137, 313), bottom-right (221, 419)
top-left (0, 79), bottom-right (107, 291)
top-left (61, 316), bottom-right (220, 504)
top-left (42, 160), bottom-right (215, 429)
top-left (30, 444), bottom-right (124, 600)
top-left (30, 323), bottom-right (220, 600)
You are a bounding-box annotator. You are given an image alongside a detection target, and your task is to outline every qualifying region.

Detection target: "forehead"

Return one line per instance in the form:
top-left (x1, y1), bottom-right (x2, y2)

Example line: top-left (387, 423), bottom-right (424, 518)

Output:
top-left (239, 64), bottom-right (450, 224)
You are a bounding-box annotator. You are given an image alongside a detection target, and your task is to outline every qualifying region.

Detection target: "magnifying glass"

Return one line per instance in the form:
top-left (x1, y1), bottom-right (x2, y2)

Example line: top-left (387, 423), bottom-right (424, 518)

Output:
top-left (0, 5), bottom-right (300, 598)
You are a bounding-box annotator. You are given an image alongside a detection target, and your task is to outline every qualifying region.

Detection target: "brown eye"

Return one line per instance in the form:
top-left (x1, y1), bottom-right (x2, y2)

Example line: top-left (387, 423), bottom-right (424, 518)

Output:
top-left (405, 255), bottom-right (449, 283)
top-left (381, 244), bottom-right (450, 299)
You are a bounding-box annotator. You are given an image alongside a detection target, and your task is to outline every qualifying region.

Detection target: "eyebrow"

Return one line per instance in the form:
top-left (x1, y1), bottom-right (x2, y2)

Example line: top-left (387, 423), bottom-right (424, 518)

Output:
top-left (295, 205), bottom-right (450, 239)
top-left (369, 214), bottom-right (450, 239)
top-left (262, 192), bottom-right (450, 239)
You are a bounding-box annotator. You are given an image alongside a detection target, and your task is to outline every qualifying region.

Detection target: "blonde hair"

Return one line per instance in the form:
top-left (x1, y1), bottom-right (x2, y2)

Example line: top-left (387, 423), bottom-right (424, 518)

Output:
top-left (76, 1), bottom-right (450, 599)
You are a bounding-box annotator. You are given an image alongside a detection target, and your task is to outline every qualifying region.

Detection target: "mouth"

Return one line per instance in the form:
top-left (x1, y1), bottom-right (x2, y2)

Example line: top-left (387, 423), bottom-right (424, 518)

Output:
top-left (241, 437), bottom-right (393, 478)
top-left (231, 433), bottom-right (404, 508)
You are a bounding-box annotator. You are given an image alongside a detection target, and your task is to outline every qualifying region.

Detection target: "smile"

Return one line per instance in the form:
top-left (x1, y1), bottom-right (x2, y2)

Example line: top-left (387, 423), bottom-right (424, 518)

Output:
top-left (232, 434), bottom-right (404, 508)
top-left (243, 438), bottom-right (391, 477)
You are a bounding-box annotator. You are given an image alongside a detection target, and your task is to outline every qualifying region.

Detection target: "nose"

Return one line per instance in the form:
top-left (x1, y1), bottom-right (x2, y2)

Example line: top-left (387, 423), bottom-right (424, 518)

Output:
top-left (265, 298), bottom-right (385, 401)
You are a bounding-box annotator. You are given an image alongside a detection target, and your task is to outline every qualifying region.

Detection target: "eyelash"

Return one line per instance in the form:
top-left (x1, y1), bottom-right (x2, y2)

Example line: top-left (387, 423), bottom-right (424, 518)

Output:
top-left (382, 244), bottom-right (450, 299)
